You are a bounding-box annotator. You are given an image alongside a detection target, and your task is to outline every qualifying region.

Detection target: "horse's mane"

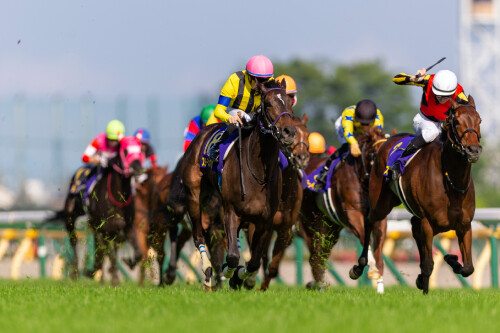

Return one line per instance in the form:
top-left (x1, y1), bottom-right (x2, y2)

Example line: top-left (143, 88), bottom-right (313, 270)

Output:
top-left (263, 79), bottom-right (282, 90)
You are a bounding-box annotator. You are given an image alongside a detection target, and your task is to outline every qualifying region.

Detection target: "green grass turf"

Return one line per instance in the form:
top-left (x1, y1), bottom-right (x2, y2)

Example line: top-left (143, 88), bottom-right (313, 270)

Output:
top-left (0, 279), bottom-right (499, 333)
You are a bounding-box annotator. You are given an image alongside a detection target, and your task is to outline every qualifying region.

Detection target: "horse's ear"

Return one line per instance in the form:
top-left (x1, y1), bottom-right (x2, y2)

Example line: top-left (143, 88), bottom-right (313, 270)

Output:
top-left (280, 78), bottom-right (287, 91)
top-left (450, 98), bottom-right (459, 111)
top-left (468, 95), bottom-right (476, 108)
top-left (391, 128), bottom-right (397, 136)
top-left (301, 113), bottom-right (308, 124)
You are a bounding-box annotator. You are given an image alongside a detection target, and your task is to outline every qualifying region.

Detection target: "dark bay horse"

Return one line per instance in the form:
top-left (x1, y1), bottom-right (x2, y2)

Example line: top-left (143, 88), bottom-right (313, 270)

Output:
top-left (52, 137), bottom-right (144, 284)
top-left (350, 96), bottom-right (482, 294)
top-left (182, 80), bottom-right (297, 290)
top-left (300, 127), bottom-right (387, 291)
top-left (133, 165), bottom-right (173, 286)
top-left (258, 113), bottom-right (310, 290)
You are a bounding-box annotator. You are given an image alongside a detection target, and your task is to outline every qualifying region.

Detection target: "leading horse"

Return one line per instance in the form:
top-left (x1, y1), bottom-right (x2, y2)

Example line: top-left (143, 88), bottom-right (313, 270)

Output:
top-left (350, 96), bottom-right (482, 294)
top-left (182, 80), bottom-right (297, 289)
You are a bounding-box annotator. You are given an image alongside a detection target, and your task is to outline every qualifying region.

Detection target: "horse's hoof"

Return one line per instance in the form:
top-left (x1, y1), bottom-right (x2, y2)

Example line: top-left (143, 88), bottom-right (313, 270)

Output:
top-left (306, 281), bottom-right (326, 291)
top-left (243, 277), bottom-right (256, 290)
top-left (69, 269), bottom-right (79, 280)
top-left (229, 266), bottom-right (244, 290)
top-left (416, 274), bottom-right (424, 290)
top-left (444, 254), bottom-right (458, 263)
top-left (349, 266), bottom-right (362, 280)
top-left (164, 270), bottom-right (176, 285)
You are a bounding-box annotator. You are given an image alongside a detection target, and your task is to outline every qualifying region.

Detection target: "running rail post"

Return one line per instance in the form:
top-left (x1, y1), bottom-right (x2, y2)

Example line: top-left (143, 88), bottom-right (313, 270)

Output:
top-left (490, 231), bottom-right (498, 287)
top-left (38, 233), bottom-right (47, 278)
top-left (295, 237), bottom-right (304, 285)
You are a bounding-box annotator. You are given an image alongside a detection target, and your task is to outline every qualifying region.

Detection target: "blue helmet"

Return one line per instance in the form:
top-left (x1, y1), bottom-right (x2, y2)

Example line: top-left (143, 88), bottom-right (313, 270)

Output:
top-left (134, 128), bottom-right (151, 143)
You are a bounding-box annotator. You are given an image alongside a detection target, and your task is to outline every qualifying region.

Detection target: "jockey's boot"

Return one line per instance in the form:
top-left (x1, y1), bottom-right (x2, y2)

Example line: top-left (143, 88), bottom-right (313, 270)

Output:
top-left (315, 143), bottom-right (349, 190)
top-left (389, 135), bottom-right (426, 180)
top-left (207, 124), bottom-right (236, 162)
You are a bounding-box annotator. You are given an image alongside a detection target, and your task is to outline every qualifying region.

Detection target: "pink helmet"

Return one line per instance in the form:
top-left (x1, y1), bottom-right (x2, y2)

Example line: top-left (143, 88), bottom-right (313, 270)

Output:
top-left (246, 55), bottom-right (274, 78)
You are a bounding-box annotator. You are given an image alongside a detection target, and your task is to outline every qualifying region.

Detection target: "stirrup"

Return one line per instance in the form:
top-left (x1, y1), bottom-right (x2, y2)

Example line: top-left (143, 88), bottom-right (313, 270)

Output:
top-left (389, 162), bottom-right (401, 180)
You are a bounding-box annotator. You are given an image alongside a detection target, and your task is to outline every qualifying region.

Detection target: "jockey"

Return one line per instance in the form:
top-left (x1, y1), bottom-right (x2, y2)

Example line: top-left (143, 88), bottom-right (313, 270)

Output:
top-left (308, 132), bottom-right (336, 159)
top-left (206, 55), bottom-right (274, 160)
top-left (184, 104), bottom-right (216, 151)
top-left (82, 119), bottom-right (125, 166)
top-left (134, 128), bottom-right (158, 168)
top-left (275, 74), bottom-right (298, 108)
top-left (315, 100), bottom-right (383, 189)
top-left (388, 68), bottom-right (468, 179)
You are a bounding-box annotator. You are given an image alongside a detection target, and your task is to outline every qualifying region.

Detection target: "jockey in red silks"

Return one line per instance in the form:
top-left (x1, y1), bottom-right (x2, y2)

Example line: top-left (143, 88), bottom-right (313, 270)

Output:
top-left (82, 120), bottom-right (125, 166)
top-left (183, 104), bottom-right (216, 151)
top-left (134, 128), bottom-right (158, 168)
top-left (389, 68), bottom-right (469, 179)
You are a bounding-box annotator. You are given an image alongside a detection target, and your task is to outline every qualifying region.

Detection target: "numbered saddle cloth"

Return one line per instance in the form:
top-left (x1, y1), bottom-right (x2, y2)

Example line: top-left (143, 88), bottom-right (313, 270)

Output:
top-left (304, 154), bottom-right (345, 193)
top-left (69, 165), bottom-right (101, 202)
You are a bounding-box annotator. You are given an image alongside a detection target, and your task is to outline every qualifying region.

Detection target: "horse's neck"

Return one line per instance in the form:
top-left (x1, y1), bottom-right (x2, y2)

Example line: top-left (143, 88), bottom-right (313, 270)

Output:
top-left (248, 127), bottom-right (280, 176)
top-left (108, 167), bottom-right (131, 194)
top-left (442, 140), bottom-right (472, 190)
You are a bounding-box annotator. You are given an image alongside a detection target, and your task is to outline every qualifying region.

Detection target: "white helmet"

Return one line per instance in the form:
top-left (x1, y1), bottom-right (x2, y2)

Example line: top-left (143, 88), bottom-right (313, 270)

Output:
top-left (432, 70), bottom-right (458, 96)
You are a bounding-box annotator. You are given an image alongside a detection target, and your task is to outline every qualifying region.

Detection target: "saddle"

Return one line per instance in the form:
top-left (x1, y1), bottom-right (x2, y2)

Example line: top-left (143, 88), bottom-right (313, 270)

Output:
top-left (304, 153), bottom-right (347, 193)
top-left (69, 165), bottom-right (102, 204)
top-left (383, 135), bottom-right (421, 181)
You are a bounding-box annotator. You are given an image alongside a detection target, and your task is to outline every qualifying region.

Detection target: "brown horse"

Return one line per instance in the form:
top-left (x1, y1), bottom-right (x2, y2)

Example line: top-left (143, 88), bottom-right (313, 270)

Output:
top-left (350, 96), bottom-right (482, 294)
top-left (163, 155), bottom-right (226, 287)
top-left (182, 80), bottom-right (297, 289)
top-left (133, 165), bottom-right (172, 286)
top-left (51, 137), bottom-right (144, 285)
top-left (257, 113), bottom-right (310, 290)
top-left (300, 127), bottom-right (387, 291)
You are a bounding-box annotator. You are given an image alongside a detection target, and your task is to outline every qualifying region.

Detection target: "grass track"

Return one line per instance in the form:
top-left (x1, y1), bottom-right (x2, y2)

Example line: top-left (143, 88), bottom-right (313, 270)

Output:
top-left (0, 279), bottom-right (499, 333)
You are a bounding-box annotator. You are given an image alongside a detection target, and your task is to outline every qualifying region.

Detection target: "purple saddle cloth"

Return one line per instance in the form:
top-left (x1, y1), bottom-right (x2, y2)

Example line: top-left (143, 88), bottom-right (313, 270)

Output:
top-left (304, 155), bottom-right (344, 193)
top-left (69, 165), bottom-right (100, 201)
top-left (384, 135), bottom-right (417, 180)
top-left (200, 127), bottom-right (288, 173)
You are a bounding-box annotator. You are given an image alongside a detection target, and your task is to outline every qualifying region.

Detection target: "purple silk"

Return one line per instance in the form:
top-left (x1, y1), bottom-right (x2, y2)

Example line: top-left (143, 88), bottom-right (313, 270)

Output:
top-left (385, 135), bottom-right (416, 179)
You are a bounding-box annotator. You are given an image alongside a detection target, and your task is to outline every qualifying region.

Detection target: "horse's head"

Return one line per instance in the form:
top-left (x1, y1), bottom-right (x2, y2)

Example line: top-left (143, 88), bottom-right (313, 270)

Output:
top-left (256, 80), bottom-right (297, 146)
top-left (285, 114), bottom-right (310, 169)
top-left (445, 96), bottom-right (482, 162)
top-left (355, 127), bottom-right (387, 179)
top-left (115, 136), bottom-right (145, 177)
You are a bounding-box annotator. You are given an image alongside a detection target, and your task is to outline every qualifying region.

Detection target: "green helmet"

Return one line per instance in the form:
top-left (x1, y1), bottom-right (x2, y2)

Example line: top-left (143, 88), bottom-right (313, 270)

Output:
top-left (106, 120), bottom-right (125, 140)
top-left (200, 104), bottom-right (216, 124)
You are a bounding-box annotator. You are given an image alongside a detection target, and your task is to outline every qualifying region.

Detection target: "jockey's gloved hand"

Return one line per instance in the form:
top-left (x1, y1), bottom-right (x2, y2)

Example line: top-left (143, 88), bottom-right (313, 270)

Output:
top-left (99, 156), bottom-right (108, 167)
top-left (350, 142), bottom-right (361, 157)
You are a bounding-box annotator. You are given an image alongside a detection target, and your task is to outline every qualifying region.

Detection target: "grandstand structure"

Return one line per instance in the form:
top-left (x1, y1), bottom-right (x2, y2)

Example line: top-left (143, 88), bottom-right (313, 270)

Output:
top-left (460, 0), bottom-right (500, 139)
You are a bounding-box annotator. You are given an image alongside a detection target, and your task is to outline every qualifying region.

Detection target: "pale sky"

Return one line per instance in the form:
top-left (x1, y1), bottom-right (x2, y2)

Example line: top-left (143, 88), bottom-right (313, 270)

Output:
top-left (0, 0), bottom-right (462, 190)
top-left (1, 0), bottom-right (459, 99)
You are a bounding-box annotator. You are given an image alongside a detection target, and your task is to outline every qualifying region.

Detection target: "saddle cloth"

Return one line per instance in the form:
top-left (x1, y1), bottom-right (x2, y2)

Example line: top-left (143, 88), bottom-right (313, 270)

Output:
top-left (69, 165), bottom-right (101, 202)
top-left (304, 153), bottom-right (346, 193)
top-left (383, 135), bottom-right (420, 180)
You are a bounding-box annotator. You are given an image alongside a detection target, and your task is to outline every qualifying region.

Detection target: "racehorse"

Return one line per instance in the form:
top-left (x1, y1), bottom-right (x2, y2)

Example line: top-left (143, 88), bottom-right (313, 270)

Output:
top-left (350, 96), bottom-right (482, 294)
top-left (133, 165), bottom-right (173, 286)
top-left (50, 137), bottom-right (144, 284)
top-left (182, 79), bottom-right (297, 290)
top-left (300, 127), bottom-right (387, 291)
top-left (155, 156), bottom-right (226, 287)
top-left (258, 113), bottom-right (310, 290)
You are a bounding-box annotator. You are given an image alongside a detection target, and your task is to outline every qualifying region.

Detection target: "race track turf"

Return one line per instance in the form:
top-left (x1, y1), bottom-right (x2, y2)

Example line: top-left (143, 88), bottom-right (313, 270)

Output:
top-left (0, 279), bottom-right (498, 333)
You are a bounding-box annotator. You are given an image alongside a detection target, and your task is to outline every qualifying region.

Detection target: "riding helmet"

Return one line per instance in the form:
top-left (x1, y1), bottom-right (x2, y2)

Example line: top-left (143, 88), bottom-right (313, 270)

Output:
top-left (354, 100), bottom-right (377, 125)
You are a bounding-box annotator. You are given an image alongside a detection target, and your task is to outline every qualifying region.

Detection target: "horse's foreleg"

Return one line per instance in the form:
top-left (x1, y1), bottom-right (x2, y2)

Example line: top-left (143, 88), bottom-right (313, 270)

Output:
top-left (261, 226), bottom-right (293, 291)
top-left (412, 217), bottom-right (434, 294)
top-left (448, 225), bottom-right (474, 277)
top-left (108, 240), bottom-right (120, 286)
top-left (370, 217), bottom-right (387, 294)
top-left (206, 223), bottom-right (225, 289)
top-left (240, 224), bottom-right (272, 290)
top-left (308, 224), bottom-right (341, 290)
top-left (350, 218), bottom-right (372, 280)
top-left (223, 208), bottom-right (240, 280)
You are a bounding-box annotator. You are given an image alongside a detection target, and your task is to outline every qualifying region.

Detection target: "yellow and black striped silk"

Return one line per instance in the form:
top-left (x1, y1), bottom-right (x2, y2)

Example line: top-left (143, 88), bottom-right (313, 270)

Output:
top-left (212, 70), bottom-right (264, 123)
top-left (393, 73), bottom-right (430, 87)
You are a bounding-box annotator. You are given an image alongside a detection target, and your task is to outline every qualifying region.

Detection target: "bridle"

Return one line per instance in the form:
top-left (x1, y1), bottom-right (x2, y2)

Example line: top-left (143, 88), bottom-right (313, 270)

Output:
top-left (442, 104), bottom-right (481, 194)
top-left (445, 104), bottom-right (481, 158)
top-left (248, 87), bottom-right (293, 185)
top-left (282, 121), bottom-right (309, 170)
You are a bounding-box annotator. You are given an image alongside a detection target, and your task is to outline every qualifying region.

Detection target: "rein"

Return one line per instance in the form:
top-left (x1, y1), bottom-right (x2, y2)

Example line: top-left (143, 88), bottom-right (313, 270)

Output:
top-left (282, 122), bottom-right (309, 170)
top-left (107, 173), bottom-right (133, 207)
top-left (245, 87), bottom-right (291, 186)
